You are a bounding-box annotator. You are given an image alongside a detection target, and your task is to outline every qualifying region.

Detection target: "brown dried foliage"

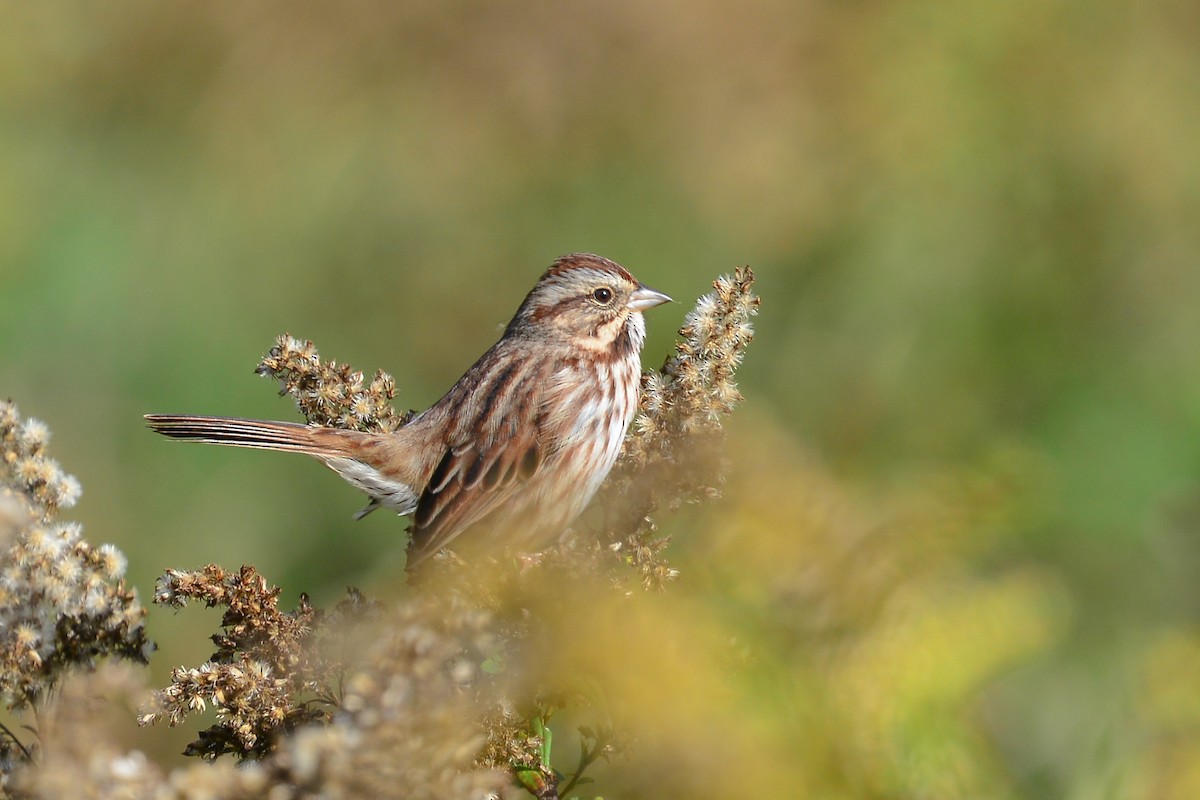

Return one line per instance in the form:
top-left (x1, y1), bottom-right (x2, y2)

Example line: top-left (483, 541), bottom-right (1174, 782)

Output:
top-left (140, 565), bottom-right (380, 759)
top-left (256, 334), bottom-right (411, 433)
top-left (0, 400), bottom-right (149, 775)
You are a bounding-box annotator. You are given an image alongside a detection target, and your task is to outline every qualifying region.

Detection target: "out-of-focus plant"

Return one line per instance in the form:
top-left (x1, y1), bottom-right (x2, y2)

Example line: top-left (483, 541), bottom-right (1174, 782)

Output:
top-left (0, 400), bottom-right (150, 786)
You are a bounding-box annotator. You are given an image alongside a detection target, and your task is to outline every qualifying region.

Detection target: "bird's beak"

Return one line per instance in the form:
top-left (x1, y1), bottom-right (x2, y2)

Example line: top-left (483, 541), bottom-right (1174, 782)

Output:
top-left (628, 284), bottom-right (672, 312)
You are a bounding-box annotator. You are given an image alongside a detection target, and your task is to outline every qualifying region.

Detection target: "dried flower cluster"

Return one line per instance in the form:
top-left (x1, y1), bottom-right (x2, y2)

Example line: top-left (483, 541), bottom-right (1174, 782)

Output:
top-left (141, 564), bottom-right (380, 759)
top-left (256, 334), bottom-right (411, 432)
top-left (577, 266), bottom-right (759, 589)
top-left (480, 708), bottom-right (551, 789)
top-left (134, 579), bottom-right (506, 799)
top-left (0, 400), bottom-right (149, 713)
top-left (256, 593), bottom-right (506, 799)
top-left (17, 600), bottom-right (508, 800)
top-left (0, 400), bottom-right (81, 516)
top-left (638, 265), bottom-right (759, 439)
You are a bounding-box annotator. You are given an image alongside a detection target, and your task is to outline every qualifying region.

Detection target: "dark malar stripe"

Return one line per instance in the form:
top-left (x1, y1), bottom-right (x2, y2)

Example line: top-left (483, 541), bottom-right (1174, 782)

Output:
top-left (611, 323), bottom-right (636, 360)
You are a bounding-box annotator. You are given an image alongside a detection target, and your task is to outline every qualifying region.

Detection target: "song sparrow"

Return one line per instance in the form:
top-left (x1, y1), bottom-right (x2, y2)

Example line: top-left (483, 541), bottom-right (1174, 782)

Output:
top-left (146, 253), bottom-right (671, 568)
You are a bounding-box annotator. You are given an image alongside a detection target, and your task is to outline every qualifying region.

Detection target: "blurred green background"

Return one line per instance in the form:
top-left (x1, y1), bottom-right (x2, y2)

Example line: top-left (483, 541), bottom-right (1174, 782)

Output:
top-left (2, 2), bottom-right (1199, 797)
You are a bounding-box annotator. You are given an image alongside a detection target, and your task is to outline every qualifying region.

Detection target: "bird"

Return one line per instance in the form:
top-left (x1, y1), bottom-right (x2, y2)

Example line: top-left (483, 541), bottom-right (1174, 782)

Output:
top-left (146, 253), bottom-right (671, 569)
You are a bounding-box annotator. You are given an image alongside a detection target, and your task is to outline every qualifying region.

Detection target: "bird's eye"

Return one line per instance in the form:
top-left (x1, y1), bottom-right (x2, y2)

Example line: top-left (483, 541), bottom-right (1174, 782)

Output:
top-left (591, 287), bottom-right (614, 304)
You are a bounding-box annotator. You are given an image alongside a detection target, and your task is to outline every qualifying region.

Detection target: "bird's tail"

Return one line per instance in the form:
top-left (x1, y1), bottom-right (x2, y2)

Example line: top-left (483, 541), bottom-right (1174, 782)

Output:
top-left (144, 414), bottom-right (359, 457)
top-left (147, 413), bottom-right (427, 524)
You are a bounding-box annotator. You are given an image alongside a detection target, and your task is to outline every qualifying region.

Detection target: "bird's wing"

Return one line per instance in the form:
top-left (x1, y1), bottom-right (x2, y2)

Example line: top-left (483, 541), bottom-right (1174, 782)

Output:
top-left (405, 355), bottom-right (546, 567)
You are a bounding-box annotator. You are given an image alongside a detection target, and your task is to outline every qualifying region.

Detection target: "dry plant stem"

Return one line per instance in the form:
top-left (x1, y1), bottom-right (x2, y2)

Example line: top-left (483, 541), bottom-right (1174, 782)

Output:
top-left (558, 731), bottom-right (610, 797)
top-left (0, 722), bottom-right (30, 761)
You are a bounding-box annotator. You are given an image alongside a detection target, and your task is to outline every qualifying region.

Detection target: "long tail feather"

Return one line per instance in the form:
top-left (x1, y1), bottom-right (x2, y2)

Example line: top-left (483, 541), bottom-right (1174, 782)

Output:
top-left (144, 414), bottom-right (351, 457)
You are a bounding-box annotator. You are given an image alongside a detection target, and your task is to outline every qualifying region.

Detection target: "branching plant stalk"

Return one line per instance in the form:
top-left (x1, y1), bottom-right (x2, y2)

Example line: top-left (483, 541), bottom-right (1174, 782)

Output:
top-left (0, 721), bottom-right (30, 761)
top-left (557, 727), bottom-right (612, 797)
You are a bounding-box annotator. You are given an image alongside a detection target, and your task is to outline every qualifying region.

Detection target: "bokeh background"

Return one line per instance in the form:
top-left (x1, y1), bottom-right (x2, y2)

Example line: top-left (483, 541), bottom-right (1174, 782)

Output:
top-left (2, 2), bottom-right (1199, 797)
